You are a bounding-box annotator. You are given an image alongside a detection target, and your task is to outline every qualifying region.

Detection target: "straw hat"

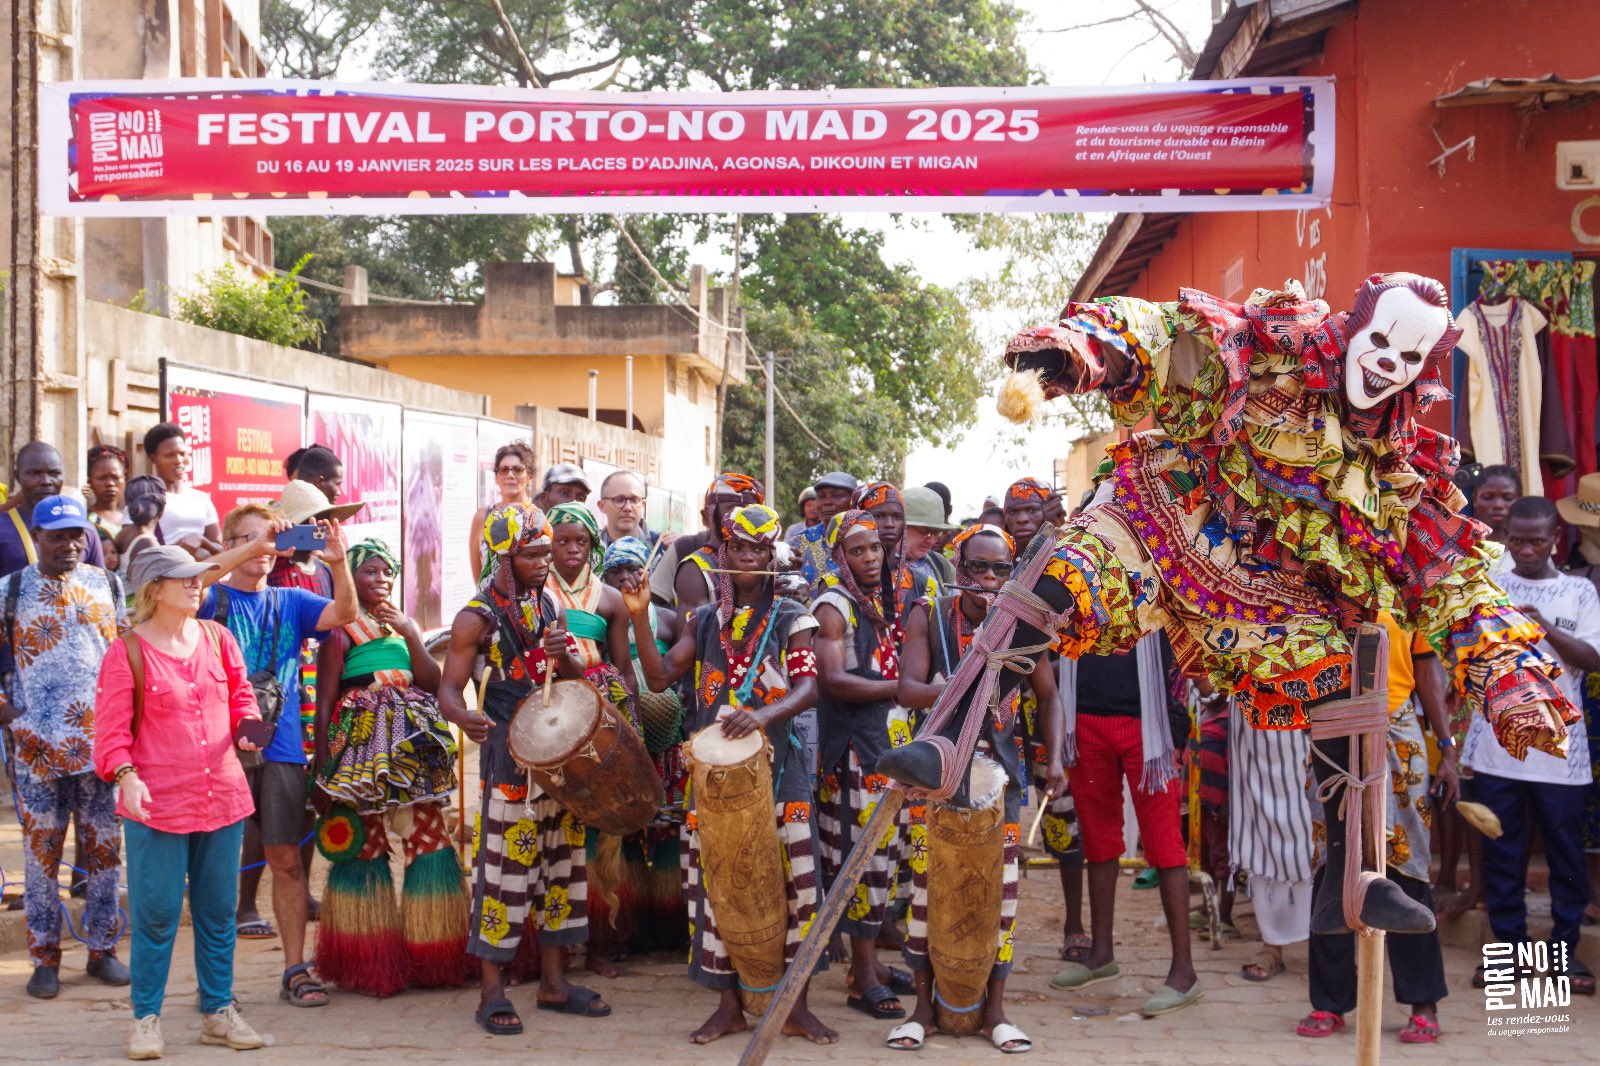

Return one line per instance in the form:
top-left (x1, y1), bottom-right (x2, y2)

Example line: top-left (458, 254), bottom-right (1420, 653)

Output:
top-left (275, 479), bottom-right (365, 525)
top-left (1556, 472), bottom-right (1600, 529)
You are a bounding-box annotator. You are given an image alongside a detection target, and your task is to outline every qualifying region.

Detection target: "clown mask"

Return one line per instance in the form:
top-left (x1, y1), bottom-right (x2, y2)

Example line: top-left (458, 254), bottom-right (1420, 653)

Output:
top-left (1343, 284), bottom-right (1452, 410)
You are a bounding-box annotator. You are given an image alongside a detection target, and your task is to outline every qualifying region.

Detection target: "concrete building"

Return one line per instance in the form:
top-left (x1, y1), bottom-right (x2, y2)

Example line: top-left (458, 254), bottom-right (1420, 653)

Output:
top-left (342, 261), bottom-right (745, 517)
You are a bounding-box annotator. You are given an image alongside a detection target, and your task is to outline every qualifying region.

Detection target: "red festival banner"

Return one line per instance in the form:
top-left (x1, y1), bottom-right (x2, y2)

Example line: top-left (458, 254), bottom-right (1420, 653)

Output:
top-left (41, 78), bottom-right (1332, 216)
top-left (162, 364), bottom-right (306, 518)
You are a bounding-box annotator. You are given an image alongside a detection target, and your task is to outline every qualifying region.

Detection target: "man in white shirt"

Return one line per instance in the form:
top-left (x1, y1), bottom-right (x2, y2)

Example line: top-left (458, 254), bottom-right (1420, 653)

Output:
top-left (1461, 495), bottom-right (1600, 994)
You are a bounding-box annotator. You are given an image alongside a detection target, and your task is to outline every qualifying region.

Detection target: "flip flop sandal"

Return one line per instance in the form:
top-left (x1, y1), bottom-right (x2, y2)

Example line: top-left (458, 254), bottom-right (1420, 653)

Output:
top-left (1572, 960), bottom-right (1596, 995)
top-left (1241, 948), bottom-right (1284, 982)
top-left (236, 919), bottom-right (276, 940)
top-left (475, 997), bottom-right (523, 1036)
top-left (886, 967), bottom-right (917, 996)
top-left (280, 962), bottom-right (329, 1008)
top-left (1296, 1011), bottom-right (1345, 1037)
top-left (885, 1021), bottom-right (925, 1051)
top-left (990, 1022), bottom-right (1032, 1054)
top-left (1061, 933), bottom-right (1093, 963)
top-left (847, 984), bottom-right (906, 1019)
top-left (1398, 1014), bottom-right (1441, 1044)
top-left (536, 985), bottom-right (612, 1017)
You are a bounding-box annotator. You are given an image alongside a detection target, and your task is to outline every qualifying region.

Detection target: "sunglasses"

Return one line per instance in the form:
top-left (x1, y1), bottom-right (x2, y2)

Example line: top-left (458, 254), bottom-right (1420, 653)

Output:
top-left (962, 560), bottom-right (1014, 577)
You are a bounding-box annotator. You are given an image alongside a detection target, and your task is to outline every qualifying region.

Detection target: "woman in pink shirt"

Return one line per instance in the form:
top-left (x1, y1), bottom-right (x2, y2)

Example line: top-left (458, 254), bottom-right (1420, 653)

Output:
top-left (95, 545), bottom-right (267, 1061)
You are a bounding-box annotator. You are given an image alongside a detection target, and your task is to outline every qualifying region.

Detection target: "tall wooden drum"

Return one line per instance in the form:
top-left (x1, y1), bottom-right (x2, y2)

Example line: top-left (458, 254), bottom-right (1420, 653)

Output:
top-left (508, 679), bottom-right (664, 835)
top-left (927, 755), bottom-right (1007, 1035)
top-left (688, 723), bottom-right (788, 1016)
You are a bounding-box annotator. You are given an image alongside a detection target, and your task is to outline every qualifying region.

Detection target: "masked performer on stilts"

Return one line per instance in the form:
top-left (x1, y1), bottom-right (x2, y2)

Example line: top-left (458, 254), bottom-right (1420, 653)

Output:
top-left (438, 503), bottom-right (613, 1036)
top-left (626, 504), bottom-right (837, 1046)
top-left (878, 273), bottom-right (1577, 946)
top-left (311, 539), bottom-right (468, 997)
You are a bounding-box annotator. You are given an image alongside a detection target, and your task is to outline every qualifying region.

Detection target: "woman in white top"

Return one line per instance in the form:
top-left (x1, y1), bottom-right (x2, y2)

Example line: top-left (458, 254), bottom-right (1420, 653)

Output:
top-left (144, 422), bottom-right (221, 560)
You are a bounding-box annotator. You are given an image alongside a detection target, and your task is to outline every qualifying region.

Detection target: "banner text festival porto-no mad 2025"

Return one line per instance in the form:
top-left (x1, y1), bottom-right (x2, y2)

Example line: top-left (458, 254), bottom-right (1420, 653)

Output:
top-left (41, 78), bottom-right (1332, 217)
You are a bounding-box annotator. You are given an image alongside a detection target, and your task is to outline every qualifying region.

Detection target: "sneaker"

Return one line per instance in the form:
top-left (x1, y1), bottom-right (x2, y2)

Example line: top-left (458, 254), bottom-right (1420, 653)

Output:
top-left (127, 1015), bottom-right (164, 1060)
top-left (199, 1005), bottom-right (265, 1051)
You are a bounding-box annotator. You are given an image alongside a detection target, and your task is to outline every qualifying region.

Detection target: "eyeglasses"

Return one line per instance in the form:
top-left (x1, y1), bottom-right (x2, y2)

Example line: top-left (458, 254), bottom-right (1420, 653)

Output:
top-left (962, 560), bottom-right (1014, 577)
top-left (497, 465), bottom-right (527, 476)
top-left (604, 495), bottom-right (645, 508)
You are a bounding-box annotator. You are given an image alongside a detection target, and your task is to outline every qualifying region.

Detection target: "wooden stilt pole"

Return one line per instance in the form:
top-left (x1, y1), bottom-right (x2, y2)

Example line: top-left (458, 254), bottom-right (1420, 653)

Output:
top-left (1354, 728), bottom-right (1388, 1066)
top-left (739, 789), bottom-right (907, 1066)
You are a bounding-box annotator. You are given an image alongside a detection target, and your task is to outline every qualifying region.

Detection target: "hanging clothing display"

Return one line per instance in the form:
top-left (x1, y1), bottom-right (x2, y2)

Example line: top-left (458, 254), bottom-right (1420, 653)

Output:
top-left (1479, 259), bottom-right (1598, 492)
top-left (1455, 297), bottom-right (1547, 494)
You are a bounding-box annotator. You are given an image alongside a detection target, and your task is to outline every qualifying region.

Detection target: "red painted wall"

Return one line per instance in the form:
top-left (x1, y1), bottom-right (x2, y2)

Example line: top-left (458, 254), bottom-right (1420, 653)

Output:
top-left (1126, 0), bottom-right (1600, 307)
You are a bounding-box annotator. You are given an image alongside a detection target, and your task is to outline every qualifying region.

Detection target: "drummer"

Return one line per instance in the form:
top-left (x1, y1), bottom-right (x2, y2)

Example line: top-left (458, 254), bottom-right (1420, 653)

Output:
top-left (437, 502), bottom-right (613, 1035)
top-left (670, 472), bottom-right (766, 615)
top-left (625, 503), bottom-right (838, 1046)
top-left (888, 523), bottom-right (1066, 1053)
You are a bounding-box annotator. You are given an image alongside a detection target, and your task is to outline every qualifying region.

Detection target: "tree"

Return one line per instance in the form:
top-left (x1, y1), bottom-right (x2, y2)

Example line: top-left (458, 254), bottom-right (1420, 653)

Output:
top-left (172, 255), bottom-right (325, 349)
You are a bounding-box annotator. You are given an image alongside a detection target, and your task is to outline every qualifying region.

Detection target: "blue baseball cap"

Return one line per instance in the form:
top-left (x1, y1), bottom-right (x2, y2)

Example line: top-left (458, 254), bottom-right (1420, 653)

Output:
top-left (29, 494), bottom-right (96, 534)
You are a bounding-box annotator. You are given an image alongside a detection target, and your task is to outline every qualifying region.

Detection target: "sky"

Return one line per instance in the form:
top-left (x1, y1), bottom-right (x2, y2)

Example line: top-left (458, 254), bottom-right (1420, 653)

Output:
top-left (894, 0), bottom-right (1216, 517)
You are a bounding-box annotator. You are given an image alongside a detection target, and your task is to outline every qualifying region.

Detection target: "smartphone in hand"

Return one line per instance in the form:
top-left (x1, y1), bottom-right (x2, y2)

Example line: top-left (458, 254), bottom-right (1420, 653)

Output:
top-left (235, 718), bottom-right (275, 748)
top-left (274, 524), bottom-right (327, 553)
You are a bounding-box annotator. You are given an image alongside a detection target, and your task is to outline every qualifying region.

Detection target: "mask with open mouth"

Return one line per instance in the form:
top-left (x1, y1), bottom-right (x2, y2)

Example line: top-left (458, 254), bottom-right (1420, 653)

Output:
top-left (1342, 276), bottom-right (1456, 410)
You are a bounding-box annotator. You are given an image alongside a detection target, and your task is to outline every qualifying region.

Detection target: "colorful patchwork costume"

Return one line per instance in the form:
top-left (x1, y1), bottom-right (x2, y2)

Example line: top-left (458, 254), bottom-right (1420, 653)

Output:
top-left (881, 273), bottom-right (1574, 939)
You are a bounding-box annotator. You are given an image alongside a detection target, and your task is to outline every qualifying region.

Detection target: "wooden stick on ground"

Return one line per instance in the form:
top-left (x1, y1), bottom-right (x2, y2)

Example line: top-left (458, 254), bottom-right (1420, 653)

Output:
top-left (739, 788), bottom-right (908, 1066)
top-left (1356, 730), bottom-right (1388, 1066)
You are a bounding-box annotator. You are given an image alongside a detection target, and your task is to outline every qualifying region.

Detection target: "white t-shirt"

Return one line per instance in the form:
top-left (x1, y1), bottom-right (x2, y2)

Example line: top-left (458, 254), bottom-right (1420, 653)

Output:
top-left (1462, 569), bottom-right (1600, 786)
top-left (158, 483), bottom-right (219, 545)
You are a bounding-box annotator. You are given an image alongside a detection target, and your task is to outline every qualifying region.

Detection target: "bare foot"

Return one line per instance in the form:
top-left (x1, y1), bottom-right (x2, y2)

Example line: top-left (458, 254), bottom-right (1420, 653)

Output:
top-left (589, 956), bottom-right (625, 979)
top-left (689, 1001), bottom-right (748, 1044)
top-left (782, 1004), bottom-right (838, 1045)
top-left (1436, 891), bottom-right (1479, 922)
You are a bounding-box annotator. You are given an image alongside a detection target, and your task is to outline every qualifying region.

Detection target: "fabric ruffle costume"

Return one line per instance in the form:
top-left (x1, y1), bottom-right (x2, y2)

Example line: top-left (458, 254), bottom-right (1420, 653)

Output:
top-left (880, 273), bottom-right (1576, 939)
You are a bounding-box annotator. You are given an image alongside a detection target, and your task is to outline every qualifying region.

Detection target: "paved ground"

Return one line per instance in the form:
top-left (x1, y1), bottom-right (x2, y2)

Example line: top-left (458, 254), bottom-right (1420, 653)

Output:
top-left (1, 815), bottom-right (1591, 1064)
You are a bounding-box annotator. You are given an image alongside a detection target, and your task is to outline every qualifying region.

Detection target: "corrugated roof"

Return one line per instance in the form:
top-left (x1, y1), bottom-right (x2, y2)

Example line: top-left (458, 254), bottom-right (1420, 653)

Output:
top-left (1435, 74), bottom-right (1600, 110)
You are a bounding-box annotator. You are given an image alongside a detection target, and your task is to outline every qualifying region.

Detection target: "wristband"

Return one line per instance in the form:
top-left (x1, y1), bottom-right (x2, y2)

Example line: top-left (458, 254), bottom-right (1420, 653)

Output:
top-left (113, 764), bottom-right (137, 785)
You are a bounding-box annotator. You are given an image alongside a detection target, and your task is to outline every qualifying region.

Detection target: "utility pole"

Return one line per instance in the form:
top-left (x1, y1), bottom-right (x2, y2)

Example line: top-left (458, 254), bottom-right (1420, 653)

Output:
top-left (763, 350), bottom-right (775, 503)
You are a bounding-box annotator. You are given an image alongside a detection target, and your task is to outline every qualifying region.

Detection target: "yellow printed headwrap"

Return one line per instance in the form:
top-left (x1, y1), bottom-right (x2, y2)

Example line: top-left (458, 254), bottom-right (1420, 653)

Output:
top-left (728, 503), bottom-right (782, 546)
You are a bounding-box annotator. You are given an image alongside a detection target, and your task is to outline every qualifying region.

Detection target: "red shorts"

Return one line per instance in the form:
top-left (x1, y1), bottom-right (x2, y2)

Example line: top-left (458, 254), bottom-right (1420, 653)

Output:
top-left (1072, 713), bottom-right (1186, 869)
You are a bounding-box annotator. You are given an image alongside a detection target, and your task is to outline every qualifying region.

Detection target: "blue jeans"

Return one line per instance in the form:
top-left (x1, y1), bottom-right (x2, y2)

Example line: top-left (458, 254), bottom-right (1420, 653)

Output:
top-left (123, 819), bottom-right (244, 1017)
top-left (1474, 771), bottom-right (1588, 950)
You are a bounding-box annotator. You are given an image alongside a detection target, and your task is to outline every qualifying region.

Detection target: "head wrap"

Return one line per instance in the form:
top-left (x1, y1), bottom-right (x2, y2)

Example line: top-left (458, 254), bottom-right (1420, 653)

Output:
top-left (728, 504), bottom-right (782, 546)
top-left (481, 501), bottom-right (554, 650)
top-left (703, 471), bottom-right (765, 533)
top-left (827, 509), bottom-right (888, 631)
top-left (1004, 477), bottom-right (1051, 511)
top-left (348, 538), bottom-right (400, 578)
top-left (601, 535), bottom-right (651, 575)
top-left (951, 523), bottom-right (1016, 562)
top-left (853, 481), bottom-right (902, 513)
top-left (546, 502), bottom-right (602, 568)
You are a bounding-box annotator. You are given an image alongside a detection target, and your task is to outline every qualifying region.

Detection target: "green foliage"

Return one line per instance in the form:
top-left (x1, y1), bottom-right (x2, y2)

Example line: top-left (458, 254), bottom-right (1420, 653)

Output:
top-left (721, 305), bottom-right (908, 499)
top-left (172, 255), bottom-right (325, 350)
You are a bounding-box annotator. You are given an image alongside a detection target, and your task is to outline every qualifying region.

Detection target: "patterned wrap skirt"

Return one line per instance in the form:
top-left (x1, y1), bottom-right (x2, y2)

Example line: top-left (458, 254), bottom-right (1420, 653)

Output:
top-left (319, 682), bottom-right (458, 814)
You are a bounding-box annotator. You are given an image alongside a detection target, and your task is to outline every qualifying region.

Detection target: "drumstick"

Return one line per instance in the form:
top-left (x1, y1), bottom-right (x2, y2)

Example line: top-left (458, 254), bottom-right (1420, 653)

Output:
top-left (543, 662), bottom-right (555, 707)
top-left (702, 567), bottom-right (786, 576)
top-left (642, 532), bottom-right (667, 575)
top-left (1027, 789), bottom-right (1051, 848)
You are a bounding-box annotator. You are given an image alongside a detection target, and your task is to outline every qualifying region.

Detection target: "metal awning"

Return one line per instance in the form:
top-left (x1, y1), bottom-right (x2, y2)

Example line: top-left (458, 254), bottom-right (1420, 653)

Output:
top-left (1435, 74), bottom-right (1600, 110)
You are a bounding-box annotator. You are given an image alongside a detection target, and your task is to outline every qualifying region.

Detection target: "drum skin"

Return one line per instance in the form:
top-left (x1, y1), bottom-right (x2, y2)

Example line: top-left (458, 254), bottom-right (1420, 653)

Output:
top-left (688, 724), bottom-right (788, 1016)
top-left (508, 679), bottom-right (665, 835)
top-left (927, 757), bottom-right (1006, 1035)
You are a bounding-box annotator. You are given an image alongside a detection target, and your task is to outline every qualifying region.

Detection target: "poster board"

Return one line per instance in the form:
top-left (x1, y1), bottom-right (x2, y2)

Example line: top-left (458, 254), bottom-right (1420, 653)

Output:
top-left (307, 393), bottom-right (404, 554)
top-left (401, 411), bottom-right (479, 629)
top-left (161, 363), bottom-right (305, 518)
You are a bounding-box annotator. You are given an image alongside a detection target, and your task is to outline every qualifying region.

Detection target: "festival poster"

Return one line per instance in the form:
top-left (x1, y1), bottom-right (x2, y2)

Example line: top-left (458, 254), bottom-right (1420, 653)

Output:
top-left (307, 393), bottom-right (403, 554)
top-left (43, 77), bottom-right (1333, 217)
top-left (401, 412), bottom-right (478, 630)
top-left (162, 363), bottom-right (305, 518)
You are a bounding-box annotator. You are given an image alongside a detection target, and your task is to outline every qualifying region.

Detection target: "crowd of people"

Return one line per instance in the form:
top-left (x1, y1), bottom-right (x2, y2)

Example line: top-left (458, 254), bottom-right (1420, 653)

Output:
top-left (1, 416), bottom-right (1597, 1059)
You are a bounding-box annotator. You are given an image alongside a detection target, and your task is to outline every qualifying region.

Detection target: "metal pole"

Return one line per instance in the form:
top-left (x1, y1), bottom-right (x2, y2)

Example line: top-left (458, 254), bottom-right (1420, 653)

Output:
top-left (587, 369), bottom-right (598, 421)
top-left (624, 355), bottom-right (634, 431)
top-left (763, 350), bottom-right (775, 501)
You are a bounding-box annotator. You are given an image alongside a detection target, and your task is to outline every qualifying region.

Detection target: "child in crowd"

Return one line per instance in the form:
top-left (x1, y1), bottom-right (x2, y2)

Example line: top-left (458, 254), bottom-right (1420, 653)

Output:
top-left (1460, 495), bottom-right (1599, 995)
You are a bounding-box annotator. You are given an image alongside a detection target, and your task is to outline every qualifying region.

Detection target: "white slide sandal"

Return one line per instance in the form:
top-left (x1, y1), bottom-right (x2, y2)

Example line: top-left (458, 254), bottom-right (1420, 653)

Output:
top-left (886, 1021), bottom-right (926, 1051)
top-left (990, 1022), bottom-right (1032, 1054)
